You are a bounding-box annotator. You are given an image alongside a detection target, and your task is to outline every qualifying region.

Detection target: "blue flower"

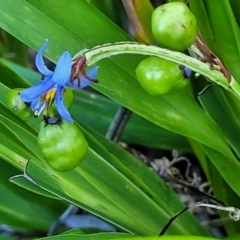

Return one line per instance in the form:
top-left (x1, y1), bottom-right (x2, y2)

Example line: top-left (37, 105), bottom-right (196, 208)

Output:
top-left (20, 40), bottom-right (98, 122)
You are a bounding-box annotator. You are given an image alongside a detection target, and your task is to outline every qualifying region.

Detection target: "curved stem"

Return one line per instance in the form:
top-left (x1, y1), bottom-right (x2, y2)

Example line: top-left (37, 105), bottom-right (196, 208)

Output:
top-left (73, 42), bottom-right (240, 98)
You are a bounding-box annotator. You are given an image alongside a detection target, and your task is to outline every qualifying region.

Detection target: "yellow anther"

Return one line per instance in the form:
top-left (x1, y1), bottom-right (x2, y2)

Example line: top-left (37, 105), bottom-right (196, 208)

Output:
top-left (45, 88), bottom-right (57, 100)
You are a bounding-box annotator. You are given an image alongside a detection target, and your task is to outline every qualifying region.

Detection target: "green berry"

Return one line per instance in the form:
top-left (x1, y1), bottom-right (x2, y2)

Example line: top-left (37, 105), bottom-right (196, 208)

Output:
top-left (136, 57), bottom-right (188, 95)
top-left (151, 2), bottom-right (197, 51)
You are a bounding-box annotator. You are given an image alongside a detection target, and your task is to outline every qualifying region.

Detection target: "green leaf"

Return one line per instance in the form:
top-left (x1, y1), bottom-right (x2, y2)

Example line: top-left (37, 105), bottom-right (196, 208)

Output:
top-left (198, 86), bottom-right (240, 159)
top-left (0, 0), bottom-right (234, 159)
top-left (0, 159), bottom-right (64, 231)
top-left (24, 154), bottom-right (206, 236)
top-left (59, 229), bottom-right (86, 235)
top-left (200, 144), bottom-right (240, 201)
top-left (197, 86), bottom-right (240, 235)
top-left (2, 58), bottom-right (40, 84)
top-left (9, 118), bottom-right (208, 236)
top-left (35, 232), bottom-right (233, 240)
top-left (0, 96), bottom-right (208, 235)
top-left (9, 174), bottom-right (60, 200)
top-left (88, 0), bottom-right (122, 25)
top-left (36, 233), bottom-right (134, 240)
top-left (0, 237), bottom-right (16, 240)
top-left (201, 0), bottom-right (240, 81)
top-left (76, 122), bottom-right (206, 234)
top-left (0, 114), bottom-right (39, 159)
top-left (0, 59), bottom-right (30, 88)
top-left (229, 0), bottom-right (240, 27)
top-left (188, 0), bottom-right (217, 53)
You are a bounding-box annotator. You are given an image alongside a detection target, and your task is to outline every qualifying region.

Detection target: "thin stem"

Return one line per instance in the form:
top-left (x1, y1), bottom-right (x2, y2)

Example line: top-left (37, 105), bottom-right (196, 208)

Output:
top-left (159, 201), bottom-right (240, 236)
top-left (73, 42), bottom-right (239, 96)
top-left (105, 106), bottom-right (132, 141)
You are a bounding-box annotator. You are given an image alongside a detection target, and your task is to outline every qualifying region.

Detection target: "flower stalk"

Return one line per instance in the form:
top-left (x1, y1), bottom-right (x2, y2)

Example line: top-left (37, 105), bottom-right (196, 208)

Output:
top-left (74, 42), bottom-right (240, 98)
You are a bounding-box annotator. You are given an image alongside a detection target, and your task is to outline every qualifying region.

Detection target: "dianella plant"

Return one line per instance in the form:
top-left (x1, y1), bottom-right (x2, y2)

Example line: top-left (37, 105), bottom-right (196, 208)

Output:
top-left (0, 0), bottom-right (240, 239)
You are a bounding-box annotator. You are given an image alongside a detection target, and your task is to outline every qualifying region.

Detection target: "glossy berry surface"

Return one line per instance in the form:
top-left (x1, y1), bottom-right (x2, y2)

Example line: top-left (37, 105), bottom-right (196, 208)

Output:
top-left (151, 2), bottom-right (197, 51)
top-left (38, 119), bottom-right (88, 171)
top-left (135, 57), bottom-right (188, 95)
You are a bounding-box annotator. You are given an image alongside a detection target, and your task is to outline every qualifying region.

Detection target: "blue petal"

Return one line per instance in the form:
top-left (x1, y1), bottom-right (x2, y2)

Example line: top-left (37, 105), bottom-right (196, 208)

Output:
top-left (20, 77), bottom-right (54, 102)
top-left (85, 66), bottom-right (99, 80)
top-left (52, 52), bottom-right (72, 86)
top-left (30, 97), bottom-right (40, 109)
top-left (66, 66), bottom-right (99, 89)
top-left (55, 87), bottom-right (74, 122)
top-left (35, 39), bottom-right (53, 77)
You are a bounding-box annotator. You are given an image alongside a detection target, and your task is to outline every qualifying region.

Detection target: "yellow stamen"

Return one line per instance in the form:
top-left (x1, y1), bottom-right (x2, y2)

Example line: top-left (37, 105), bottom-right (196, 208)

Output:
top-left (33, 88), bottom-right (57, 117)
top-left (45, 88), bottom-right (57, 100)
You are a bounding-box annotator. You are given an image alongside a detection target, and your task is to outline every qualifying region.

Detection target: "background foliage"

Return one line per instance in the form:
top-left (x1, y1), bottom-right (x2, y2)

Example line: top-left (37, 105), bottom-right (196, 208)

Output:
top-left (0, 0), bottom-right (240, 239)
